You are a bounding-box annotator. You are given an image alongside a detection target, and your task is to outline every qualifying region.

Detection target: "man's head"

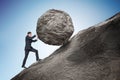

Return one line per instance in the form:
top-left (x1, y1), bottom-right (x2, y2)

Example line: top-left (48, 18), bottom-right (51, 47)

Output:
top-left (27, 32), bottom-right (32, 37)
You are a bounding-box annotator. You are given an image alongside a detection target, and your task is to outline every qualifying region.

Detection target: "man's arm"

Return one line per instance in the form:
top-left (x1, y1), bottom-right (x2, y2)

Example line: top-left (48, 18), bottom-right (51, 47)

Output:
top-left (27, 35), bottom-right (36, 39)
top-left (32, 39), bottom-right (37, 42)
top-left (31, 35), bottom-right (36, 39)
top-left (32, 35), bottom-right (38, 42)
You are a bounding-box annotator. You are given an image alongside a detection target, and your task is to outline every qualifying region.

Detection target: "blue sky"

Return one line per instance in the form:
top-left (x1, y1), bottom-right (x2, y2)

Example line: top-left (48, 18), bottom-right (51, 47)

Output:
top-left (0, 0), bottom-right (120, 80)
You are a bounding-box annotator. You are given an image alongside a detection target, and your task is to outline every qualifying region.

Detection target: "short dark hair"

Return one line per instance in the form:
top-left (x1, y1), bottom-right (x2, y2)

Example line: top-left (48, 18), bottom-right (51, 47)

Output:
top-left (27, 32), bottom-right (31, 34)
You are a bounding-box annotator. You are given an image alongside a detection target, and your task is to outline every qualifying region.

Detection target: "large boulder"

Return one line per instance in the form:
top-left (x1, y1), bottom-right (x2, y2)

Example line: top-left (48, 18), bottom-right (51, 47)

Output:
top-left (36, 9), bottom-right (74, 45)
top-left (12, 12), bottom-right (120, 80)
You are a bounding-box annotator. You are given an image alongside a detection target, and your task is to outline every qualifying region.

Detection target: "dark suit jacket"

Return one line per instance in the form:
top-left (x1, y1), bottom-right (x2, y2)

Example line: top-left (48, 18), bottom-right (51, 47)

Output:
top-left (25, 35), bottom-right (37, 50)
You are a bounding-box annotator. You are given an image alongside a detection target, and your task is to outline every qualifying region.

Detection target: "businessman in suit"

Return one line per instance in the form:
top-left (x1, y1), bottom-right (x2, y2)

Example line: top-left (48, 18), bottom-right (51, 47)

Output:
top-left (22, 32), bottom-right (40, 68)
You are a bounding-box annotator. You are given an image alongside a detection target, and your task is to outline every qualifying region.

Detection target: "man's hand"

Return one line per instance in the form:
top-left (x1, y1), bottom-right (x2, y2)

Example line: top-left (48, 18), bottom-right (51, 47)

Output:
top-left (34, 35), bottom-right (36, 37)
top-left (34, 34), bottom-right (39, 40)
top-left (35, 39), bottom-right (38, 41)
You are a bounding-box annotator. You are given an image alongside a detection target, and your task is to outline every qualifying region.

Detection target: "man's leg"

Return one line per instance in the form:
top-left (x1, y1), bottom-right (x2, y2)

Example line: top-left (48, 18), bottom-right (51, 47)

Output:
top-left (30, 48), bottom-right (39, 61)
top-left (22, 50), bottom-right (29, 67)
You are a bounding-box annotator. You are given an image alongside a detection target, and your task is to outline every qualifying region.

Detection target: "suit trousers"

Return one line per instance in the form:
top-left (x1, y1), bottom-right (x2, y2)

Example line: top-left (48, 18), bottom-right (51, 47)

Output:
top-left (22, 48), bottom-right (39, 67)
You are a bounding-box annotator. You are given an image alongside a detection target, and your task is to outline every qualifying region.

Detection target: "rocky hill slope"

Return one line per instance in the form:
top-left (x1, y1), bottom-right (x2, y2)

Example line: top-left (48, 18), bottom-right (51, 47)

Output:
top-left (11, 12), bottom-right (120, 80)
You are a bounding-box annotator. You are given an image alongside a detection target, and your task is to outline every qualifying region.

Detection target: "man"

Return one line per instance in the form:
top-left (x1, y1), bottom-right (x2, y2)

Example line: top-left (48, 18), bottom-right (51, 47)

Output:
top-left (22, 32), bottom-right (40, 68)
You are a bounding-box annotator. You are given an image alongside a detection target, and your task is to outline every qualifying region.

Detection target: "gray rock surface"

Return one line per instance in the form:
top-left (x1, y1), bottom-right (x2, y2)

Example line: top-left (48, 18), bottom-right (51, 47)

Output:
top-left (12, 12), bottom-right (120, 80)
top-left (36, 9), bottom-right (74, 45)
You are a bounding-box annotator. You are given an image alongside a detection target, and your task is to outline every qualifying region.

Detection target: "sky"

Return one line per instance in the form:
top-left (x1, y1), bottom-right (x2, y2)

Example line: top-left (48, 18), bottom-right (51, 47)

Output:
top-left (0, 0), bottom-right (120, 80)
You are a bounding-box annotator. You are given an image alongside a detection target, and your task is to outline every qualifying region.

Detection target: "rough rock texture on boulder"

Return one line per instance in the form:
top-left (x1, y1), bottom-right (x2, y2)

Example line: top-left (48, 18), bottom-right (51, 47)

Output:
top-left (36, 9), bottom-right (74, 45)
top-left (12, 12), bottom-right (120, 80)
